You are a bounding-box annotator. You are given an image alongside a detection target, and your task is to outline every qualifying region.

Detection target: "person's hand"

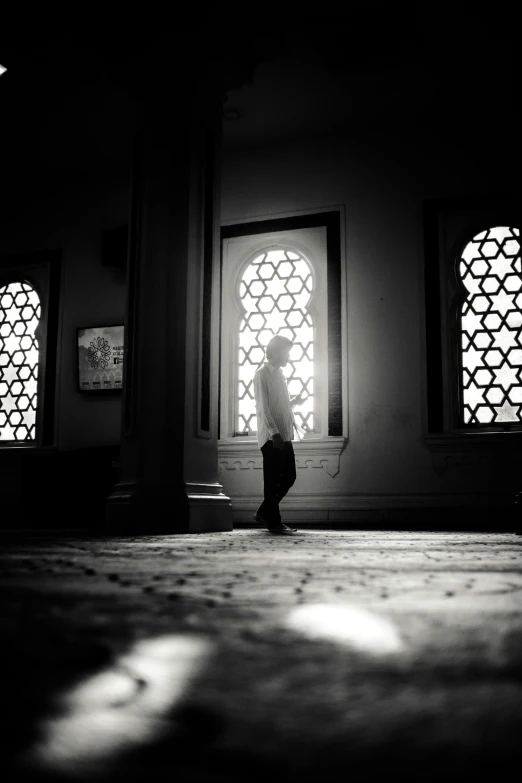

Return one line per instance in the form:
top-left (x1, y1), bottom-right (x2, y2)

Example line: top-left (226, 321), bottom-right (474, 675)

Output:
top-left (292, 392), bottom-right (308, 406)
top-left (272, 433), bottom-right (284, 450)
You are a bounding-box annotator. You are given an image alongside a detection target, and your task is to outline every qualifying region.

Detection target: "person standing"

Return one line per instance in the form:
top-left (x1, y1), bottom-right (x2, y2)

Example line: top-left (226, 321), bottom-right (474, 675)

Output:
top-left (253, 334), bottom-right (308, 534)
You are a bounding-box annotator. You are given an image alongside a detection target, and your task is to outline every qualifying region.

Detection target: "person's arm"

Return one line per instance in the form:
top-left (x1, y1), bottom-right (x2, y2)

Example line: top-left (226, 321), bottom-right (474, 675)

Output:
top-left (254, 371), bottom-right (280, 437)
top-left (290, 392), bottom-right (306, 408)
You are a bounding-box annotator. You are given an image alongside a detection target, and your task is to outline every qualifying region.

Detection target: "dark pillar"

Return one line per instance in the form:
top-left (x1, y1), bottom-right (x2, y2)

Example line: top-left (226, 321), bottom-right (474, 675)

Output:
top-left (106, 47), bottom-right (232, 533)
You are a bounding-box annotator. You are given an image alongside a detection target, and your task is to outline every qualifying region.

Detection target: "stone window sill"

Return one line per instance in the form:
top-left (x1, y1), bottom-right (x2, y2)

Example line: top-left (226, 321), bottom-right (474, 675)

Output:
top-left (218, 436), bottom-right (347, 477)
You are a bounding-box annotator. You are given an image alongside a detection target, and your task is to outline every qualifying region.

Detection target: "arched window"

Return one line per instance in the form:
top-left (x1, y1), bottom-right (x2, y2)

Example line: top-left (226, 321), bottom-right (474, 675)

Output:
top-left (220, 215), bottom-right (346, 458)
top-left (0, 280), bottom-right (41, 441)
top-left (458, 226), bottom-right (522, 425)
top-left (237, 248), bottom-right (315, 435)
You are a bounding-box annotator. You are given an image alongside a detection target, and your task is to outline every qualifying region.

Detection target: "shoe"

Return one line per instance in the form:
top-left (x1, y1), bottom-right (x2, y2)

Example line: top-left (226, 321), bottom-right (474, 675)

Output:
top-left (267, 523), bottom-right (297, 534)
top-left (254, 512), bottom-right (283, 527)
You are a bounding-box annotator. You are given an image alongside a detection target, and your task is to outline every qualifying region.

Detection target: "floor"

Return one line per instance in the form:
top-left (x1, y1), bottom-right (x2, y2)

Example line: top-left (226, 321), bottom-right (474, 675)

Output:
top-left (1, 528), bottom-right (521, 782)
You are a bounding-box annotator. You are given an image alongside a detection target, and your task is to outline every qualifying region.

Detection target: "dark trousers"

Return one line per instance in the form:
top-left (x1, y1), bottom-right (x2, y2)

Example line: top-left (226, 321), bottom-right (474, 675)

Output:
top-left (257, 440), bottom-right (297, 527)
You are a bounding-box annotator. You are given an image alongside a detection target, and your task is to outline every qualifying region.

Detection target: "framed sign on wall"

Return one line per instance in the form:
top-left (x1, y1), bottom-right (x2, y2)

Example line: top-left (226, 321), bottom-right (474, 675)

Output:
top-left (77, 324), bottom-right (124, 393)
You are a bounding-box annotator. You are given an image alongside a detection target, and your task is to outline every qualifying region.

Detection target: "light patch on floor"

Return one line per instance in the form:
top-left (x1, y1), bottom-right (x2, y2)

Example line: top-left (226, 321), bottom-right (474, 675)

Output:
top-left (285, 603), bottom-right (403, 654)
top-left (26, 634), bottom-right (213, 775)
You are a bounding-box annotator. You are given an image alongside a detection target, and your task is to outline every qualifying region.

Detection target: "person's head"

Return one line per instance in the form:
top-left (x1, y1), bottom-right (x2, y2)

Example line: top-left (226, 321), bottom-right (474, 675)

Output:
top-left (266, 334), bottom-right (293, 367)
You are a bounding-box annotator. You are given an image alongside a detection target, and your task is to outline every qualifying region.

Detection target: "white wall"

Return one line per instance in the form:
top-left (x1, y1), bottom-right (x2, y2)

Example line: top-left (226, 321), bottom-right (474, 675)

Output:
top-left (219, 130), bottom-right (516, 516)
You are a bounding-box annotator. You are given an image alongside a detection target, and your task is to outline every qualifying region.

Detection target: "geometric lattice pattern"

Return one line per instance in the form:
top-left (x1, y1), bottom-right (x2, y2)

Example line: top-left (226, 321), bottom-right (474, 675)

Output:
top-left (458, 226), bottom-right (522, 424)
top-left (0, 281), bottom-right (40, 440)
top-left (238, 249), bottom-right (314, 435)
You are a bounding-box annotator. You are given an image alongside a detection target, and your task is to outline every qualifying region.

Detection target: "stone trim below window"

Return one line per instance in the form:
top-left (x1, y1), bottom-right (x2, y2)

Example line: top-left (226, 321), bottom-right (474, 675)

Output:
top-left (218, 436), bottom-right (347, 478)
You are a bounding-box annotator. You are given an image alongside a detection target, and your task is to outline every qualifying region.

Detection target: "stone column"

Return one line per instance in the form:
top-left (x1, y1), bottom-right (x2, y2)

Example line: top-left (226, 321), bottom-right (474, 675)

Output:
top-left (106, 49), bottom-right (232, 533)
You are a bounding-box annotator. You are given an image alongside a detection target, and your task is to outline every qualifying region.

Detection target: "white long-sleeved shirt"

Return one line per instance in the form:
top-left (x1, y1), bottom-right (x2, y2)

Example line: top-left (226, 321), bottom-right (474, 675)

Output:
top-left (253, 361), bottom-right (306, 450)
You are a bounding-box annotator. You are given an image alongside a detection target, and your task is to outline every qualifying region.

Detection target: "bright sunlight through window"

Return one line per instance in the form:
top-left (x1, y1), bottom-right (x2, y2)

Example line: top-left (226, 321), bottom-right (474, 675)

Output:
top-left (0, 281), bottom-right (41, 440)
top-left (237, 249), bottom-right (315, 435)
top-left (458, 226), bottom-right (522, 425)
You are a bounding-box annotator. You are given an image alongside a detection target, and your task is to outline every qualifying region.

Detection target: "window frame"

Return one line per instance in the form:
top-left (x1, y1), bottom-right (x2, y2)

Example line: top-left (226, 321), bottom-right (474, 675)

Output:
top-left (224, 233), bottom-right (327, 441)
top-left (453, 225), bottom-right (522, 431)
top-left (423, 194), bottom-right (522, 469)
top-left (0, 249), bottom-right (61, 449)
top-left (219, 210), bottom-right (346, 446)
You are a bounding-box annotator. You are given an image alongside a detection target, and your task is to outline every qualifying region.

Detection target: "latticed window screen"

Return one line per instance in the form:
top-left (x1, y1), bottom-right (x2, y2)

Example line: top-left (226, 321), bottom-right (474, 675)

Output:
top-left (237, 249), bottom-right (314, 435)
top-left (0, 281), bottom-right (40, 440)
top-left (458, 226), bottom-right (522, 424)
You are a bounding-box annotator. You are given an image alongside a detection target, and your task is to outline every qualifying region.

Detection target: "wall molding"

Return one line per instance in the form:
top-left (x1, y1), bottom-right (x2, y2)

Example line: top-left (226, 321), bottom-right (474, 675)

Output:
top-left (230, 491), bottom-right (513, 509)
top-left (185, 480), bottom-right (231, 498)
top-left (227, 490), bottom-right (518, 524)
top-left (218, 436), bottom-right (347, 477)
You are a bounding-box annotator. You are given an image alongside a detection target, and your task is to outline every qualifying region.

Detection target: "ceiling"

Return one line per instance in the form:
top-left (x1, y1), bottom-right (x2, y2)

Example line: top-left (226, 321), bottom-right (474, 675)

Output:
top-left (0, 8), bottom-right (519, 176)
top-left (221, 7), bottom-right (520, 152)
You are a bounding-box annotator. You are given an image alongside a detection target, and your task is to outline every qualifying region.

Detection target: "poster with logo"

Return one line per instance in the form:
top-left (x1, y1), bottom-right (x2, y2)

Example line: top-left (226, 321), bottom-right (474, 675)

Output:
top-left (77, 325), bottom-right (124, 392)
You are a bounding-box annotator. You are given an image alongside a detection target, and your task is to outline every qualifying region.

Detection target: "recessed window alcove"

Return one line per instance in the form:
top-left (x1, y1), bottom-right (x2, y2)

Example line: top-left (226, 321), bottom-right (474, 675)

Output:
top-left (218, 210), bottom-right (347, 511)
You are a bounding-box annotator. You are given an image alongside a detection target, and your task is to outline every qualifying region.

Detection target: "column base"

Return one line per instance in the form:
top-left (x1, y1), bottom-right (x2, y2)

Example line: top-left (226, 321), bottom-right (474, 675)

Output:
top-left (105, 480), bottom-right (233, 534)
top-left (185, 482), bottom-right (233, 532)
